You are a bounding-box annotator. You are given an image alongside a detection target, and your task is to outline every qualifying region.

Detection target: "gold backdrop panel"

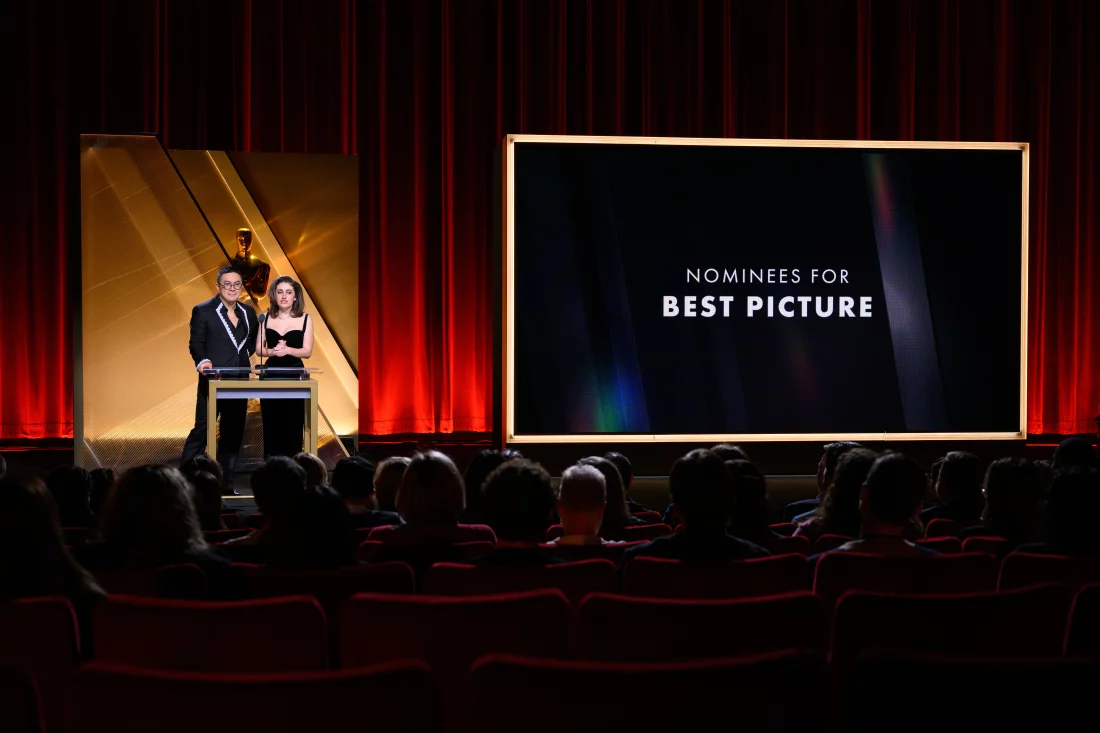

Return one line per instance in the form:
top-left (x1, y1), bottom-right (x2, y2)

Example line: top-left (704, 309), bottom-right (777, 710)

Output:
top-left (78, 134), bottom-right (349, 471)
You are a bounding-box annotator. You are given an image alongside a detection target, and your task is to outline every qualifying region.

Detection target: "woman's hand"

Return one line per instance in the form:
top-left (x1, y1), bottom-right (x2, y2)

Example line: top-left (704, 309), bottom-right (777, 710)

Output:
top-left (272, 340), bottom-right (288, 357)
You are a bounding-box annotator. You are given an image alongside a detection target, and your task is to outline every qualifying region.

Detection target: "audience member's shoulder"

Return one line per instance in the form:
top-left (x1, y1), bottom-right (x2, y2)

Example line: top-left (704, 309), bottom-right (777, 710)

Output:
top-left (731, 535), bottom-right (772, 558)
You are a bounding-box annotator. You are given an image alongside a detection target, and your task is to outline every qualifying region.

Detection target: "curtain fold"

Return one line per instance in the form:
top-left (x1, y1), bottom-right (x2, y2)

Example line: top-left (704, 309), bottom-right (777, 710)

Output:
top-left (1, 0), bottom-right (357, 440)
top-left (2, 0), bottom-right (1096, 440)
top-left (360, 0), bottom-right (1098, 436)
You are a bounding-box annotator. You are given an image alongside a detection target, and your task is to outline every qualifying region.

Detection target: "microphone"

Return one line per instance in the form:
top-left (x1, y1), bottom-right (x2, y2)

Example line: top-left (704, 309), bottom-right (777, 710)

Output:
top-left (258, 312), bottom-right (267, 377)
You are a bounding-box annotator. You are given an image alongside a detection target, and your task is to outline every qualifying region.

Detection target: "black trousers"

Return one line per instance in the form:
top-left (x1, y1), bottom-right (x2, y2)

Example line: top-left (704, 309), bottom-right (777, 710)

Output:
top-left (260, 396), bottom-right (305, 458)
top-left (181, 377), bottom-right (248, 477)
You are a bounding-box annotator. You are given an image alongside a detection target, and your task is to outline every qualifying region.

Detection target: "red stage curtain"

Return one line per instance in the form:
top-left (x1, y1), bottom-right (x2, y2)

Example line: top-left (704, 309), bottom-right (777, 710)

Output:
top-left (3, 1), bottom-right (1097, 440)
top-left (1, 0), bottom-right (357, 440)
top-left (360, 0), bottom-right (1099, 437)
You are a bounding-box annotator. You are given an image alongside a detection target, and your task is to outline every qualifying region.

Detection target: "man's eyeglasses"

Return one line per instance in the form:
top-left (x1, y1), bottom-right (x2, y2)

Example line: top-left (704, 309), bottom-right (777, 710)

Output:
top-left (220, 282), bottom-right (244, 291)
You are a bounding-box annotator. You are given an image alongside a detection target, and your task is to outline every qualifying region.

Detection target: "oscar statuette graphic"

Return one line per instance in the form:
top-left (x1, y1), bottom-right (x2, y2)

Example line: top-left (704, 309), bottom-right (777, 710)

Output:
top-left (231, 227), bottom-right (271, 302)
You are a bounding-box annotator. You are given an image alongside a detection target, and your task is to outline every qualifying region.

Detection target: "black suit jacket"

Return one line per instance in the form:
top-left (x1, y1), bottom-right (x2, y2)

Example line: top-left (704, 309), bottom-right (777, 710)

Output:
top-left (188, 296), bottom-right (259, 370)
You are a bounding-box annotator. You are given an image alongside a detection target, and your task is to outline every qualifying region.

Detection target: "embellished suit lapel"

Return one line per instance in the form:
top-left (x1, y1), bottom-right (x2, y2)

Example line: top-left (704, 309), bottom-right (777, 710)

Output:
top-left (215, 301), bottom-right (250, 354)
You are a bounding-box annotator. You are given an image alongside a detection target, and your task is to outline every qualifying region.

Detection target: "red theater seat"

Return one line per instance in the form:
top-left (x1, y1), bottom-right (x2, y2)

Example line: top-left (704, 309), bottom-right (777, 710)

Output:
top-left (0, 598), bottom-right (79, 731)
top-left (91, 563), bottom-right (208, 599)
top-left (999, 552), bottom-right (1100, 592)
top-left (219, 513), bottom-right (244, 529)
top-left (67, 661), bottom-right (441, 733)
top-left (848, 653), bottom-right (1100, 733)
top-left (915, 537), bottom-right (962, 554)
top-left (340, 590), bottom-right (570, 672)
top-left (962, 535), bottom-right (1011, 556)
top-left (94, 595), bottom-right (327, 672)
top-left (813, 552), bottom-right (999, 603)
top-left (235, 561), bottom-right (415, 614)
top-left (813, 534), bottom-right (853, 554)
top-left (831, 583), bottom-right (1071, 664)
top-left (472, 651), bottom-right (825, 733)
top-left (576, 591), bottom-right (827, 662)
top-left (424, 559), bottom-right (617, 605)
top-left (768, 522), bottom-right (798, 537)
top-left (0, 666), bottom-right (43, 733)
top-left (633, 510), bottom-right (664, 524)
top-left (203, 528), bottom-right (253, 543)
top-left (924, 518), bottom-right (960, 538)
top-left (1065, 583), bottom-right (1100, 656)
top-left (759, 534), bottom-right (811, 556)
top-left (622, 555), bottom-right (810, 599)
top-left (610, 523), bottom-right (674, 541)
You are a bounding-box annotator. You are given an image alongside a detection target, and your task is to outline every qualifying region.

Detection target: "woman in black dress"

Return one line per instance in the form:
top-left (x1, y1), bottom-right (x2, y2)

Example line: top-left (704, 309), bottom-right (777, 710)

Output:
top-left (256, 276), bottom-right (314, 457)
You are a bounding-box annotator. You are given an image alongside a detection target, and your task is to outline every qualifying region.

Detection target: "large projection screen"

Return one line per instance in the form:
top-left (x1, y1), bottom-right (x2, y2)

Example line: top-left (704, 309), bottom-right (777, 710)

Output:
top-left (502, 136), bottom-right (1028, 444)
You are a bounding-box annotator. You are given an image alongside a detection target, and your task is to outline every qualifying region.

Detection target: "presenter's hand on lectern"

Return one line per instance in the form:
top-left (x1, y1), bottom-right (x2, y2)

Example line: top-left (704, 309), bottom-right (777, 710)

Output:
top-left (196, 359), bottom-right (212, 373)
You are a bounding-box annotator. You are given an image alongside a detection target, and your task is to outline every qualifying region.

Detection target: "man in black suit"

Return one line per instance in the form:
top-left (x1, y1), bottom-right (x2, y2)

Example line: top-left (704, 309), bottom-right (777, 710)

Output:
top-left (180, 265), bottom-right (260, 493)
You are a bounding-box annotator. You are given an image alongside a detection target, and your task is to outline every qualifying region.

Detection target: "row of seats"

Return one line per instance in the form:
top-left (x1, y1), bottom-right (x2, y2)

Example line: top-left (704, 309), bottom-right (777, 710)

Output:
top-left (4, 584), bottom-right (1100, 732)
top-left (13, 650), bottom-right (1096, 733)
top-left (86, 552), bottom-right (1100, 610)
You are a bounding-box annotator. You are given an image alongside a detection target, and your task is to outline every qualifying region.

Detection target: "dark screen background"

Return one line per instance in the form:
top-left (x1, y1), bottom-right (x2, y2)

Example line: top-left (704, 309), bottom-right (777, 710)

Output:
top-left (512, 142), bottom-right (1023, 436)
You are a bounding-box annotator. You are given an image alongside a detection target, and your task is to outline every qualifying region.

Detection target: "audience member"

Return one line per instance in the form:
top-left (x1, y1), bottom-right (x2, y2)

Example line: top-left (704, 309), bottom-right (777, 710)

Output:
top-left (294, 451), bottom-right (328, 487)
top-left (921, 451), bottom-right (984, 524)
top-left (180, 454), bottom-right (224, 485)
top-left (373, 456), bottom-right (411, 513)
top-left (88, 468), bottom-right (115, 517)
top-left (958, 457), bottom-right (1043, 547)
top-left (549, 464), bottom-right (609, 546)
top-left (795, 448), bottom-right (877, 542)
top-left (188, 470), bottom-right (227, 531)
top-left (267, 484), bottom-right (358, 568)
top-left (46, 465), bottom-right (95, 528)
top-left (0, 472), bottom-right (106, 645)
top-left (460, 449), bottom-right (523, 524)
top-left (368, 450), bottom-right (493, 545)
top-left (1017, 466), bottom-right (1100, 556)
top-left (784, 441), bottom-right (861, 521)
top-left (1052, 436), bottom-right (1098, 470)
top-left (623, 449), bottom-right (769, 562)
top-left (331, 455), bottom-right (403, 529)
top-left (467, 459), bottom-right (562, 565)
top-left (711, 443), bottom-right (750, 462)
top-left (810, 453), bottom-right (937, 561)
top-left (725, 460), bottom-right (777, 544)
top-left (604, 451), bottom-right (648, 514)
top-left (76, 465), bottom-right (231, 576)
top-left (219, 456), bottom-right (308, 559)
top-left (578, 456), bottom-right (646, 540)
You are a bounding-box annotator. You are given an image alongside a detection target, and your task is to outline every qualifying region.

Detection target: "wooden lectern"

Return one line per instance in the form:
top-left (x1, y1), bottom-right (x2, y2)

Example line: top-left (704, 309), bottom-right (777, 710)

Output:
top-left (204, 377), bottom-right (320, 460)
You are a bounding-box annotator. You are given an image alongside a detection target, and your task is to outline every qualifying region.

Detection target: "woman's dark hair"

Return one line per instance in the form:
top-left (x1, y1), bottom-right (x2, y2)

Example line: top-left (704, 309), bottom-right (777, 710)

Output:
top-left (373, 456), bottom-right (411, 512)
top-left (266, 275), bottom-right (305, 319)
top-left (0, 473), bottom-right (103, 600)
top-left (180, 454), bottom-right (223, 485)
top-left (578, 456), bottom-right (630, 531)
top-left (814, 448), bottom-right (878, 537)
top-left (981, 457), bottom-right (1042, 542)
top-left (189, 470), bottom-right (226, 531)
top-left (462, 449), bottom-right (523, 522)
top-left (100, 465), bottom-right (208, 566)
top-left (725, 459), bottom-right (770, 541)
top-left (397, 451), bottom-right (466, 525)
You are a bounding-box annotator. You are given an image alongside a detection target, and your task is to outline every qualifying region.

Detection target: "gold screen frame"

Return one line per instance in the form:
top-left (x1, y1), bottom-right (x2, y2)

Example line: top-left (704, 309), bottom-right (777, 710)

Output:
top-left (501, 135), bottom-right (1029, 444)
